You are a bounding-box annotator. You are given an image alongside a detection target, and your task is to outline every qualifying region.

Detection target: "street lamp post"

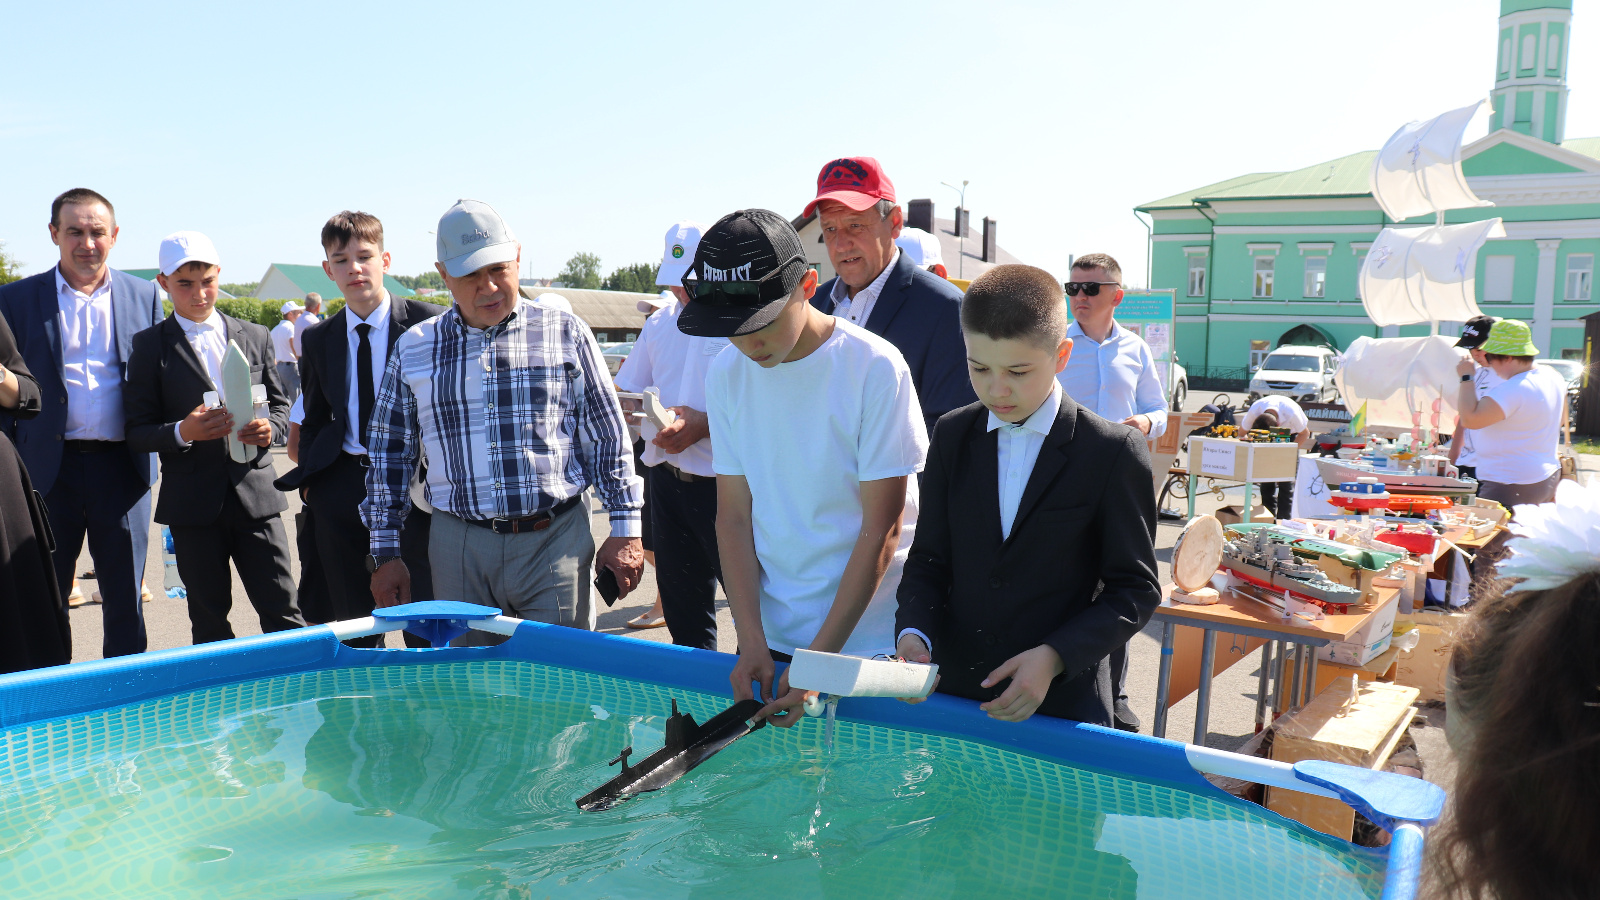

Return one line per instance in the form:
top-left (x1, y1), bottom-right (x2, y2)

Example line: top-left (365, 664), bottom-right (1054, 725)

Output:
top-left (941, 180), bottom-right (969, 279)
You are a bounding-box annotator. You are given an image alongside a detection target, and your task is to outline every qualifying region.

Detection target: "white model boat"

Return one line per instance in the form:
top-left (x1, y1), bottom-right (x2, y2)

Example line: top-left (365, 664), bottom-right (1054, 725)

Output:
top-left (1314, 457), bottom-right (1477, 495)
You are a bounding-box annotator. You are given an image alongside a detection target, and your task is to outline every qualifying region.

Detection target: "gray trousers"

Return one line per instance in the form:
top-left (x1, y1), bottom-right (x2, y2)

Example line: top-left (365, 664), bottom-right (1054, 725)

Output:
top-left (276, 361), bottom-right (301, 402)
top-left (1478, 469), bottom-right (1561, 507)
top-left (433, 502), bottom-right (597, 643)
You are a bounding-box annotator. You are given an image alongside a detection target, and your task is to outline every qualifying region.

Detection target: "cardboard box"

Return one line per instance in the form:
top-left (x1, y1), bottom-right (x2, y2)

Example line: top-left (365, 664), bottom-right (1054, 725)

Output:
top-left (1216, 504), bottom-right (1275, 526)
top-left (1189, 436), bottom-right (1301, 483)
top-left (1316, 594), bottom-right (1399, 666)
top-left (1393, 609), bottom-right (1472, 703)
top-left (1267, 681), bottom-right (1420, 840)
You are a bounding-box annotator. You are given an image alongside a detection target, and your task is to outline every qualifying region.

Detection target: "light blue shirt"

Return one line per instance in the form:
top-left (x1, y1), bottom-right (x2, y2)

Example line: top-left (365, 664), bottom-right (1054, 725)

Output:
top-left (1057, 320), bottom-right (1168, 439)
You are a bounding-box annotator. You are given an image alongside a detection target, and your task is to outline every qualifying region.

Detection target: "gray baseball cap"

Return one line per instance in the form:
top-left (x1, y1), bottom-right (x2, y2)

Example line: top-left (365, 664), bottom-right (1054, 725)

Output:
top-left (436, 199), bottom-right (519, 277)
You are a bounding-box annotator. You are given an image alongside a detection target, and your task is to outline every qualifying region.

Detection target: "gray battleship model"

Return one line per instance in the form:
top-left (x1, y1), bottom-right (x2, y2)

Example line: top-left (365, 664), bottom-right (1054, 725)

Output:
top-left (1221, 527), bottom-right (1364, 614)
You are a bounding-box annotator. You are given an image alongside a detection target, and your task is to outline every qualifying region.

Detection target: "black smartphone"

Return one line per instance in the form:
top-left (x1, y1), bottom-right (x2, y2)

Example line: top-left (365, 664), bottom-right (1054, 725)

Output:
top-left (594, 566), bottom-right (621, 606)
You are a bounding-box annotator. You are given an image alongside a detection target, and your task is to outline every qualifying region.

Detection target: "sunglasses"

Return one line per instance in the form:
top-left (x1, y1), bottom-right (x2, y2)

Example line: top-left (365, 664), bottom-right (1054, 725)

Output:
top-left (1064, 281), bottom-right (1120, 297)
top-left (682, 255), bottom-right (805, 306)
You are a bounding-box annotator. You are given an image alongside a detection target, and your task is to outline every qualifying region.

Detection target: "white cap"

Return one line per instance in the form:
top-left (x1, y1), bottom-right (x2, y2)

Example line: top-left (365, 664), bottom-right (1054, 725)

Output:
top-left (436, 199), bottom-right (518, 277)
top-left (637, 290), bottom-right (671, 314)
top-left (656, 220), bottom-right (704, 286)
top-left (158, 231), bottom-right (221, 276)
top-left (532, 292), bottom-right (573, 314)
top-left (279, 300), bottom-right (305, 315)
top-left (895, 228), bottom-right (943, 269)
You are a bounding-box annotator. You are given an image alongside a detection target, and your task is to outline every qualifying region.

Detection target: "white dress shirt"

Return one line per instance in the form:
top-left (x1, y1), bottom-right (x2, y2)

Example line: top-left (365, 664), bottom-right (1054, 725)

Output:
top-left (171, 311), bottom-right (229, 447)
top-left (291, 311), bottom-right (320, 357)
top-left (829, 248), bottom-right (900, 326)
top-left (613, 297), bottom-right (727, 477)
top-left (343, 296), bottom-right (391, 456)
top-left (1057, 319), bottom-right (1168, 439)
top-left (899, 381), bottom-right (1061, 655)
top-left (54, 267), bottom-right (124, 441)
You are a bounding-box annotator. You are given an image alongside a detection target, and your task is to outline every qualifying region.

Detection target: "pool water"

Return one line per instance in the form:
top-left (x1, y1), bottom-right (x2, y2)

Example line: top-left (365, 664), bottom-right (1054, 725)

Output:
top-left (0, 660), bottom-right (1385, 899)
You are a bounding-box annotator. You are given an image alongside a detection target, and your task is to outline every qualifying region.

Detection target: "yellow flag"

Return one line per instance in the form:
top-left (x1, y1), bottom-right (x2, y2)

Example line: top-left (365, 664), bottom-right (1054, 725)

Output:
top-left (1349, 401), bottom-right (1368, 436)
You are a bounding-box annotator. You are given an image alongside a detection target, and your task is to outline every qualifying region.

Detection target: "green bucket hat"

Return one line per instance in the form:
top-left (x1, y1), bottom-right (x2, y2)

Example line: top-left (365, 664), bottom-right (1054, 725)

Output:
top-left (1479, 318), bottom-right (1539, 356)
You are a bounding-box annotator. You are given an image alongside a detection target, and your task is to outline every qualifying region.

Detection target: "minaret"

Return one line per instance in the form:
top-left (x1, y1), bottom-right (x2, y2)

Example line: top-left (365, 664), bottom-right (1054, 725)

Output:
top-left (1491, 1), bottom-right (1573, 143)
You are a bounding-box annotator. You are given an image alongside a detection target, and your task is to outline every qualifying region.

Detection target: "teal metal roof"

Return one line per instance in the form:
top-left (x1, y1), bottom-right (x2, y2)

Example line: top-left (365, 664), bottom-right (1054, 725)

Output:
top-left (121, 268), bottom-right (159, 281)
top-left (1200, 150), bottom-right (1377, 200)
top-left (269, 263), bottom-right (415, 298)
top-left (1561, 136), bottom-right (1600, 162)
top-left (1136, 173), bottom-right (1281, 211)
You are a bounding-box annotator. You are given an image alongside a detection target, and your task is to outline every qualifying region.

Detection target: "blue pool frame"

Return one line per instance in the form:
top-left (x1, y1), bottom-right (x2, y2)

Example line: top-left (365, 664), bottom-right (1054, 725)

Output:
top-left (0, 602), bottom-right (1445, 900)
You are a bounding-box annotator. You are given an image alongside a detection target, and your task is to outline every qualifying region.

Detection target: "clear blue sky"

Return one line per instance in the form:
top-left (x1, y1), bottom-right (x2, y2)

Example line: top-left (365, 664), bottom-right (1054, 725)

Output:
top-left (2, 1), bottom-right (1593, 290)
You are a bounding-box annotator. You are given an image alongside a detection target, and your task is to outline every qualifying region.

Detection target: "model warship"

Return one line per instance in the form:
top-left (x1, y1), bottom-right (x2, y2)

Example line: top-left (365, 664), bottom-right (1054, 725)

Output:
top-left (1220, 527), bottom-right (1364, 614)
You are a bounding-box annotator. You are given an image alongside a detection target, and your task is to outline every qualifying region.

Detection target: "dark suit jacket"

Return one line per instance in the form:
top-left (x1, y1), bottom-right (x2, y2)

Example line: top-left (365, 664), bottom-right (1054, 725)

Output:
top-left (0, 267), bottom-right (164, 495)
top-left (275, 295), bottom-right (446, 491)
top-left (812, 252), bottom-right (976, 434)
top-left (123, 313), bottom-right (291, 527)
top-left (896, 396), bottom-right (1161, 725)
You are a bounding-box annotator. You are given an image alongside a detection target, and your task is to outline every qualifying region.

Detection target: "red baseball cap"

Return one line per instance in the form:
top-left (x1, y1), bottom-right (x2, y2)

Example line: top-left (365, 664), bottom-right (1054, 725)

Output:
top-left (802, 156), bottom-right (896, 217)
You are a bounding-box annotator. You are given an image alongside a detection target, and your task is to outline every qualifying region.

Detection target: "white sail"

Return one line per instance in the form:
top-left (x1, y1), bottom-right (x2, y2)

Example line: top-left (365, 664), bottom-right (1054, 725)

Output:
top-left (1333, 335), bottom-right (1463, 432)
top-left (1369, 101), bottom-right (1495, 222)
top-left (1359, 218), bottom-right (1504, 327)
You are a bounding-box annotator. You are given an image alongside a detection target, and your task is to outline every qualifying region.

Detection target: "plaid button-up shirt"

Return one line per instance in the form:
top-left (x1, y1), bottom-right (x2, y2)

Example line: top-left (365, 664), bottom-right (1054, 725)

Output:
top-left (360, 297), bottom-right (642, 555)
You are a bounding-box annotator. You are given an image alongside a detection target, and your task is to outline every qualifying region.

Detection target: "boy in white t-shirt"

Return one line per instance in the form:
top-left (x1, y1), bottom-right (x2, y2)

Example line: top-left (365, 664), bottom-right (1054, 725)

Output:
top-left (678, 209), bottom-right (928, 727)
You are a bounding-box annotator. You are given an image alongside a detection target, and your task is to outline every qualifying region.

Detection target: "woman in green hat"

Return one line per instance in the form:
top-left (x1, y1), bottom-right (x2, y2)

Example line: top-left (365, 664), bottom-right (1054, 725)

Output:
top-left (1454, 319), bottom-right (1566, 506)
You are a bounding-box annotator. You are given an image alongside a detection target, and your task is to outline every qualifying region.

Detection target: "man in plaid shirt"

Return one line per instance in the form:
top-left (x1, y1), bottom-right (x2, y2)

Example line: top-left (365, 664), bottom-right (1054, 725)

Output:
top-left (362, 199), bottom-right (644, 630)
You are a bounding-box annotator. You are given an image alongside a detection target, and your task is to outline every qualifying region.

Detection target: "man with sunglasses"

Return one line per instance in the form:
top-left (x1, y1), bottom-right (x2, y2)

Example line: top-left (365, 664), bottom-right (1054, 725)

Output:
top-left (1056, 252), bottom-right (1168, 733)
top-left (805, 156), bottom-right (974, 435)
top-left (363, 199), bottom-right (644, 632)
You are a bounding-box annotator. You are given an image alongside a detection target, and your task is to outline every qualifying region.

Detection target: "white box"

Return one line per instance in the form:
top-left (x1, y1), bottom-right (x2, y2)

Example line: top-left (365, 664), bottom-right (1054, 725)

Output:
top-left (1316, 594), bottom-right (1399, 666)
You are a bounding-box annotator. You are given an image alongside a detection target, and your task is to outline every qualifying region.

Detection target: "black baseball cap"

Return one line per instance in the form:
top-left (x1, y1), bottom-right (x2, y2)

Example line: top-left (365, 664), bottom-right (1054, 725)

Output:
top-left (675, 209), bottom-right (810, 338)
top-left (1456, 315), bottom-right (1499, 349)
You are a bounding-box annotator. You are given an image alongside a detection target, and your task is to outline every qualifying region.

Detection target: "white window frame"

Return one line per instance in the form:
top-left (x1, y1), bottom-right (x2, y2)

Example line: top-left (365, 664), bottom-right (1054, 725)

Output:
top-left (1521, 33), bottom-right (1537, 70)
top-left (1303, 255), bottom-right (1328, 299)
top-left (1185, 251), bottom-right (1208, 297)
top-left (1484, 255), bottom-right (1516, 303)
top-left (1548, 34), bottom-right (1561, 72)
top-left (1500, 36), bottom-right (1512, 74)
top-left (1253, 255), bottom-right (1276, 299)
top-left (1566, 254), bottom-right (1593, 302)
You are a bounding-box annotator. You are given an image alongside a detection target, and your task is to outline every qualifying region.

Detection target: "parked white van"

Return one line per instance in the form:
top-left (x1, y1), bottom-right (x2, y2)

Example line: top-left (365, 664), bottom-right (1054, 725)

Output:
top-left (1247, 345), bottom-right (1339, 404)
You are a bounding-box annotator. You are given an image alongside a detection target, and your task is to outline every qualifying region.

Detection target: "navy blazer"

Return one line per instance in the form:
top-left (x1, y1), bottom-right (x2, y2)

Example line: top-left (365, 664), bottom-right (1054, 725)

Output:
top-left (123, 313), bottom-right (291, 527)
top-left (812, 251), bottom-right (976, 434)
top-left (896, 397), bottom-right (1160, 725)
top-left (0, 267), bottom-right (164, 495)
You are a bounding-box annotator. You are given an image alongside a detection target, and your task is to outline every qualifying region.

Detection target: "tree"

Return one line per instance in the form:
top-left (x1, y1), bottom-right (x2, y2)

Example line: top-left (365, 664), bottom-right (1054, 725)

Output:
top-left (393, 272), bottom-right (445, 291)
top-left (603, 262), bottom-right (661, 294)
top-left (0, 242), bottom-right (22, 286)
top-left (221, 282), bottom-right (259, 297)
top-left (556, 252), bottom-right (602, 290)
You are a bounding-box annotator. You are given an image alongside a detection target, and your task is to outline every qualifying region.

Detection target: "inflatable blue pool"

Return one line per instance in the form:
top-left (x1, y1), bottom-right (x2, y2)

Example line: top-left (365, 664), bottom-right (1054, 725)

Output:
top-left (0, 602), bottom-right (1442, 898)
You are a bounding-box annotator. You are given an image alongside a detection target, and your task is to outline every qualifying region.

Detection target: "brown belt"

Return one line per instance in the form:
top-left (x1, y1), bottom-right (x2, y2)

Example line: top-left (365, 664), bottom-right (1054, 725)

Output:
top-left (661, 461), bottom-right (714, 483)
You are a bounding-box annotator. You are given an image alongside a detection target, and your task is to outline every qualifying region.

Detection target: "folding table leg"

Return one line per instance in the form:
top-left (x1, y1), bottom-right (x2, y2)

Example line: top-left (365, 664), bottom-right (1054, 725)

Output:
top-left (1153, 622), bottom-right (1175, 739)
top-left (1193, 629), bottom-right (1217, 746)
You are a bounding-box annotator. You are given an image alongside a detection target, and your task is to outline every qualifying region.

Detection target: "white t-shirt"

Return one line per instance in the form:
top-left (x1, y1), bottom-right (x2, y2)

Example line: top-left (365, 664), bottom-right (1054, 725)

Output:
top-left (271, 318), bottom-right (297, 363)
top-left (614, 297), bottom-right (728, 478)
top-left (1454, 366), bottom-right (1504, 468)
top-left (291, 311), bottom-right (321, 357)
top-left (706, 319), bottom-right (928, 658)
top-left (1242, 395), bottom-right (1309, 434)
top-left (1474, 365), bottom-right (1563, 485)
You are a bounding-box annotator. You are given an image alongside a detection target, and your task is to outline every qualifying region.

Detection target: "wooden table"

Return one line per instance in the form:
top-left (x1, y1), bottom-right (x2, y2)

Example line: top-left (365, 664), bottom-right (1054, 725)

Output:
top-left (1151, 583), bottom-right (1400, 744)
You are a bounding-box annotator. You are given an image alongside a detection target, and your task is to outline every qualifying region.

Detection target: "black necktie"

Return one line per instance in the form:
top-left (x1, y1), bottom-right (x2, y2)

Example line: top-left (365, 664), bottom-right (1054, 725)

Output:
top-left (355, 322), bottom-right (374, 449)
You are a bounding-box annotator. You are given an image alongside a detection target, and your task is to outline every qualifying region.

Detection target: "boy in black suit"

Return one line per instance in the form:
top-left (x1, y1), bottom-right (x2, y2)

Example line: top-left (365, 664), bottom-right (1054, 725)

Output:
top-left (895, 265), bottom-right (1160, 726)
top-left (123, 232), bottom-right (303, 643)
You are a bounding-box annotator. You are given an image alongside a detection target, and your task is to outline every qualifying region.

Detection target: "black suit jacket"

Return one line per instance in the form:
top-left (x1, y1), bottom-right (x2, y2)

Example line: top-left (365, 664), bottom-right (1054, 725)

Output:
top-left (123, 313), bottom-right (291, 527)
top-left (896, 396), bottom-right (1160, 725)
top-left (812, 252), bottom-right (976, 434)
top-left (275, 295), bottom-right (446, 491)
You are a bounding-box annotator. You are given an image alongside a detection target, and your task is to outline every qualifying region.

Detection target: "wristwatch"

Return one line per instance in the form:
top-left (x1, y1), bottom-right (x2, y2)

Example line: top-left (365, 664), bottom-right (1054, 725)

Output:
top-left (365, 554), bottom-right (401, 573)
top-left (1460, 373), bottom-right (1473, 383)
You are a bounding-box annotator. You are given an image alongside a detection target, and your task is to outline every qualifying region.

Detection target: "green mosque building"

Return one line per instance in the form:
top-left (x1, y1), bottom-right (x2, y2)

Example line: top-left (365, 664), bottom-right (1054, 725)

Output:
top-left (1138, 0), bottom-right (1597, 380)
